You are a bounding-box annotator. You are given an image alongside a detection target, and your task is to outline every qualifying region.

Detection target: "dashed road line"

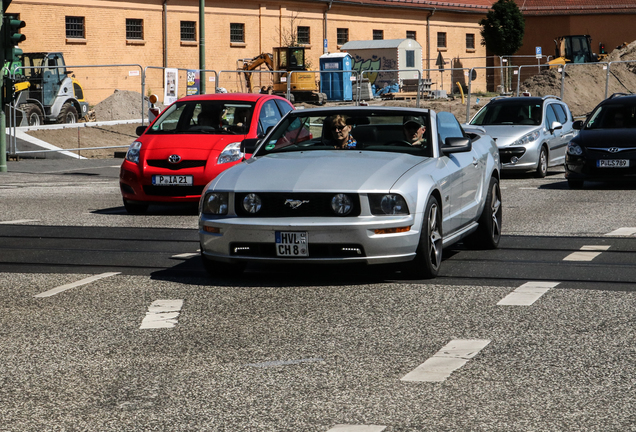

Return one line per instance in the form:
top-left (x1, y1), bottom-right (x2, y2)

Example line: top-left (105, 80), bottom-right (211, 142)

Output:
top-left (606, 227), bottom-right (636, 237)
top-left (401, 339), bottom-right (491, 382)
top-left (326, 426), bottom-right (387, 432)
top-left (498, 281), bottom-right (560, 306)
top-left (0, 219), bottom-right (40, 224)
top-left (171, 252), bottom-right (200, 259)
top-left (34, 272), bottom-right (120, 298)
top-left (563, 245), bottom-right (610, 261)
top-left (140, 299), bottom-right (184, 329)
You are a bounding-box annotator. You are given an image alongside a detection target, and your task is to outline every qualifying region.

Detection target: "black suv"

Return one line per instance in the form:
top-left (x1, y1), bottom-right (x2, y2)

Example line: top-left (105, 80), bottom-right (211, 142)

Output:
top-left (565, 93), bottom-right (636, 189)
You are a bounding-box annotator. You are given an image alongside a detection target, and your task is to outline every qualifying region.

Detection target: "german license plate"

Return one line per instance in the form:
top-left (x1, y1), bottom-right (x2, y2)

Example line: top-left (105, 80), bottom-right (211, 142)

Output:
top-left (597, 159), bottom-right (629, 168)
top-left (275, 231), bottom-right (308, 257)
top-left (152, 175), bottom-right (193, 185)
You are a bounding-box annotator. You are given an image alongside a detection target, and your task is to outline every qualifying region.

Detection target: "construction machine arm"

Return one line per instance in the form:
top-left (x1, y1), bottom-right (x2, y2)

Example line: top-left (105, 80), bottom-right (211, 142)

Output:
top-left (242, 53), bottom-right (273, 93)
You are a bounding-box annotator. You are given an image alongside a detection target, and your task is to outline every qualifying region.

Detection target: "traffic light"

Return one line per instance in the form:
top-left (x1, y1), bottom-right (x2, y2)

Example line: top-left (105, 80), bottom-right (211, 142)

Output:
top-left (2, 15), bottom-right (25, 65)
top-left (599, 43), bottom-right (606, 55)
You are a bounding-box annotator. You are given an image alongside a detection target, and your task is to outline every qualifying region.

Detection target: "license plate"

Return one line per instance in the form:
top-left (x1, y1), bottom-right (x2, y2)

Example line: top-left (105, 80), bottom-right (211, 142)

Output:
top-left (152, 175), bottom-right (193, 186)
top-left (597, 159), bottom-right (629, 168)
top-left (275, 231), bottom-right (308, 257)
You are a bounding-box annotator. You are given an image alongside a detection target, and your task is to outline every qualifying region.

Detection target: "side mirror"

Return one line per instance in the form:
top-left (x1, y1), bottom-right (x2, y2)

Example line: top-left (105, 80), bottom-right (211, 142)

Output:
top-left (241, 138), bottom-right (261, 154)
top-left (135, 125), bottom-right (147, 136)
top-left (550, 121), bottom-right (563, 132)
top-left (572, 120), bottom-right (583, 130)
top-left (441, 137), bottom-right (472, 155)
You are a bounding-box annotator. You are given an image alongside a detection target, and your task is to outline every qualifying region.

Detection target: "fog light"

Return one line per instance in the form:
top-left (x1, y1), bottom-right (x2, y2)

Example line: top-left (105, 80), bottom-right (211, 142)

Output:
top-left (510, 156), bottom-right (519, 164)
top-left (203, 226), bottom-right (221, 234)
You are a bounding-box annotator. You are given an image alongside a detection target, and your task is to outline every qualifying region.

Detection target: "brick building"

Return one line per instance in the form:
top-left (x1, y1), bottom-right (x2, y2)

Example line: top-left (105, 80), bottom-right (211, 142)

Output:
top-left (7, 0), bottom-right (494, 105)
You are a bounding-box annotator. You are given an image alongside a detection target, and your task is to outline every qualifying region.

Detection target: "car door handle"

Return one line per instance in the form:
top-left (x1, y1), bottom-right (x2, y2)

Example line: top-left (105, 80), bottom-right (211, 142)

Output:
top-left (472, 157), bottom-right (479, 167)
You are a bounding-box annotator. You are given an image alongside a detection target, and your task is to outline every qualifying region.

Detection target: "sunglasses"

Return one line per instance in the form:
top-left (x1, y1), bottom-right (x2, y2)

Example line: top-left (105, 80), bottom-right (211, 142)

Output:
top-left (332, 125), bottom-right (346, 131)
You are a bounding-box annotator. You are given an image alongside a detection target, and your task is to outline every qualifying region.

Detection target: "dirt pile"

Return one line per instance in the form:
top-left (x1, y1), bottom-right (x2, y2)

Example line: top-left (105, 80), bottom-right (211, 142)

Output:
top-left (91, 90), bottom-right (164, 122)
top-left (521, 42), bottom-right (636, 117)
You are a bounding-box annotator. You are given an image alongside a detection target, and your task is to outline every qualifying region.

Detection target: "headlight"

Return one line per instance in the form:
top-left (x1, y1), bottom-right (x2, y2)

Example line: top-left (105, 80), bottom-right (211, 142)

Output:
top-left (511, 130), bottom-right (540, 147)
top-left (331, 193), bottom-right (353, 215)
top-left (567, 142), bottom-right (583, 156)
top-left (201, 192), bottom-right (229, 215)
top-left (243, 193), bottom-right (262, 213)
top-left (369, 194), bottom-right (409, 215)
top-left (125, 141), bottom-right (142, 164)
top-left (218, 142), bottom-right (243, 164)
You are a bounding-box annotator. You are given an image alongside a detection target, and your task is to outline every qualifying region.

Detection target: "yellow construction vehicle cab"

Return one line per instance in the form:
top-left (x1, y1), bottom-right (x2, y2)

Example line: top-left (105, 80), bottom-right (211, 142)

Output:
top-left (548, 35), bottom-right (599, 68)
top-left (241, 46), bottom-right (325, 104)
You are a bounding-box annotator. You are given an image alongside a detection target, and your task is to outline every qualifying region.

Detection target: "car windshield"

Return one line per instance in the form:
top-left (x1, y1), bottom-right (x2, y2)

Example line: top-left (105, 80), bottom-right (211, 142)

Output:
top-left (255, 111), bottom-right (433, 157)
top-left (471, 101), bottom-right (542, 126)
top-left (146, 100), bottom-right (255, 134)
top-left (584, 103), bottom-right (636, 129)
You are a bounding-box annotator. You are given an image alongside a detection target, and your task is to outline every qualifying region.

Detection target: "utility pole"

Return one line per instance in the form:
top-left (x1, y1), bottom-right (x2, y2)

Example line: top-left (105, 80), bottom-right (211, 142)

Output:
top-left (199, 0), bottom-right (205, 94)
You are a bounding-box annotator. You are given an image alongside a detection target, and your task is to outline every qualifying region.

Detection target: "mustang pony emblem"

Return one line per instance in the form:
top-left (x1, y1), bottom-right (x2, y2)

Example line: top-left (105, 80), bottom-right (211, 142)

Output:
top-left (285, 199), bottom-right (310, 209)
top-left (168, 154), bottom-right (182, 164)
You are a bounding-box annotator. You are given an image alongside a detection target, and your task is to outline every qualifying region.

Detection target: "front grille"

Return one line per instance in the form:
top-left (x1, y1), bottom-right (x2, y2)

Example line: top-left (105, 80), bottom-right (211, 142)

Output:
top-left (234, 193), bottom-right (361, 217)
top-left (230, 242), bottom-right (366, 258)
top-left (143, 185), bottom-right (205, 196)
top-left (499, 147), bottom-right (526, 164)
top-left (147, 159), bottom-right (207, 170)
top-left (587, 148), bottom-right (636, 158)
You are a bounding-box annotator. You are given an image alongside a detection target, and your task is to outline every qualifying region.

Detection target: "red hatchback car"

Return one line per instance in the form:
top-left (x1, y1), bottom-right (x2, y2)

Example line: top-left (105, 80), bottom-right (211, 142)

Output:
top-left (119, 93), bottom-right (294, 213)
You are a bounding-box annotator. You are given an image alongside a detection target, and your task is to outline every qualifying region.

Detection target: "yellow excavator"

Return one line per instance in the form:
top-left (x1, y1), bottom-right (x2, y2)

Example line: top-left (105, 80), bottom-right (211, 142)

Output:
top-left (548, 35), bottom-right (602, 68)
top-left (241, 47), bottom-right (326, 104)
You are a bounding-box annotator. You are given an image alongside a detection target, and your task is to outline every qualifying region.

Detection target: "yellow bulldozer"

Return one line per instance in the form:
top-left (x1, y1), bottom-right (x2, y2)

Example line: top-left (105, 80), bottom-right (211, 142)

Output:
top-left (241, 46), bottom-right (326, 104)
top-left (548, 35), bottom-right (605, 68)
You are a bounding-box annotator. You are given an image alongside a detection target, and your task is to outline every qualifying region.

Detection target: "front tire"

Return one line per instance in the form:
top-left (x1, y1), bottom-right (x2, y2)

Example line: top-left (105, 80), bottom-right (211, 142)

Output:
top-left (57, 102), bottom-right (78, 124)
top-left (123, 199), bottom-right (148, 214)
top-left (403, 196), bottom-right (442, 279)
top-left (535, 146), bottom-right (548, 178)
top-left (24, 104), bottom-right (43, 126)
top-left (464, 176), bottom-right (502, 249)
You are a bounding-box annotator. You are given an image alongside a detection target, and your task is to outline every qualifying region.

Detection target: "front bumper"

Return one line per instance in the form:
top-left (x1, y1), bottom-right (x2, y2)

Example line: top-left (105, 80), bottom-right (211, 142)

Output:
top-left (199, 215), bottom-right (420, 265)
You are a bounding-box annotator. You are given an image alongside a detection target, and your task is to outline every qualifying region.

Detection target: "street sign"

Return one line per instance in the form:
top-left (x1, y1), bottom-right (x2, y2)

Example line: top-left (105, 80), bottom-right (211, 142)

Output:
top-left (435, 51), bottom-right (445, 70)
top-left (535, 46), bottom-right (542, 59)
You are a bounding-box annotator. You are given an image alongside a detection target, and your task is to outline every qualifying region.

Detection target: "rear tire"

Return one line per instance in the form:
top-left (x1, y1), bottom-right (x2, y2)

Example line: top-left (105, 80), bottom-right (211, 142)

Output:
top-left (463, 176), bottom-right (502, 249)
top-left (123, 199), bottom-right (148, 214)
top-left (403, 196), bottom-right (442, 279)
top-left (24, 104), bottom-right (43, 126)
top-left (57, 102), bottom-right (78, 124)
top-left (535, 146), bottom-right (548, 178)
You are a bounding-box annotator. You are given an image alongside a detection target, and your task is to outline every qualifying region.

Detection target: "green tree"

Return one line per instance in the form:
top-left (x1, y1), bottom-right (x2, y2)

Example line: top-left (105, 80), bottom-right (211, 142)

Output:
top-left (479, 0), bottom-right (525, 56)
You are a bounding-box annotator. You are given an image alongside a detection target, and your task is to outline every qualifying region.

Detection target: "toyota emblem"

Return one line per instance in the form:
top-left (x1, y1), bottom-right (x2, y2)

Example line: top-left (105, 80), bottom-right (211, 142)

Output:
top-left (608, 147), bottom-right (620, 153)
top-left (168, 154), bottom-right (181, 164)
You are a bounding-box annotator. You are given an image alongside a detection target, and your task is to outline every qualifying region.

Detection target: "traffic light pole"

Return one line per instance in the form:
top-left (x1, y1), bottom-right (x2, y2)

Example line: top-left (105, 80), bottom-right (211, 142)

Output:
top-left (0, 2), bottom-right (6, 174)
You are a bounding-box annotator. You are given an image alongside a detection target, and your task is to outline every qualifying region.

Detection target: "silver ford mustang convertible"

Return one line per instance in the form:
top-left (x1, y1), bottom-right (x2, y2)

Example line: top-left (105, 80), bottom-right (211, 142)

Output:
top-left (199, 107), bottom-right (501, 278)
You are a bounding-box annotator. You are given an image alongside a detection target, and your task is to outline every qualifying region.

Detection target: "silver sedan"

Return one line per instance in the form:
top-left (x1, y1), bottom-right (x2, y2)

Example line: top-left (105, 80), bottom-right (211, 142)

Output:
top-left (199, 107), bottom-right (501, 278)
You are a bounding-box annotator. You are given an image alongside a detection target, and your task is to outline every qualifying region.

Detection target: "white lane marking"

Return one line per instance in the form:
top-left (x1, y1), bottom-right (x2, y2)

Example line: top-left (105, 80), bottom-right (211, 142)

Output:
top-left (563, 245), bottom-right (611, 261)
top-left (246, 357), bottom-right (324, 368)
top-left (140, 299), bottom-right (184, 329)
top-left (519, 187), bottom-right (537, 190)
top-left (498, 281), bottom-right (561, 306)
top-left (0, 219), bottom-right (39, 224)
top-left (34, 272), bottom-right (120, 298)
top-left (401, 339), bottom-right (491, 382)
top-left (327, 426), bottom-right (387, 432)
top-left (171, 252), bottom-right (200, 259)
top-left (606, 227), bottom-right (636, 237)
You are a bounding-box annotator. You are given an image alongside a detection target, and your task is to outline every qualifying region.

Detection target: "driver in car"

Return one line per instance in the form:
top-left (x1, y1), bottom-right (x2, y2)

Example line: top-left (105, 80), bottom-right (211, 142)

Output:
top-left (403, 116), bottom-right (427, 146)
top-left (330, 115), bottom-right (358, 149)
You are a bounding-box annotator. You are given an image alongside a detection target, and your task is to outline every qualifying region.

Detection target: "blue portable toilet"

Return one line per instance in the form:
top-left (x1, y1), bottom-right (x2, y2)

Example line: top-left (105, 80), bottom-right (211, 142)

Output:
top-left (319, 53), bottom-right (353, 101)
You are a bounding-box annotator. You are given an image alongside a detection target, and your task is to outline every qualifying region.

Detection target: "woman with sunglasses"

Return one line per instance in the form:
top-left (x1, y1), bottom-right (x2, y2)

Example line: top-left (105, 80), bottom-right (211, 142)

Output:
top-left (329, 115), bottom-right (358, 149)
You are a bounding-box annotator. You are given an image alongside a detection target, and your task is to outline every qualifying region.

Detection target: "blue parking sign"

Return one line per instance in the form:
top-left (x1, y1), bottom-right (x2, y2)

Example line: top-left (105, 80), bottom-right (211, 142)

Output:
top-left (535, 46), bottom-right (542, 58)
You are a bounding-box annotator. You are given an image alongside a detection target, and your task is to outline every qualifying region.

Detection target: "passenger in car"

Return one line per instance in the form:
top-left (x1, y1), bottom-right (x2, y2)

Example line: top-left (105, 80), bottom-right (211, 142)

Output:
top-left (403, 116), bottom-right (427, 146)
top-left (329, 115), bottom-right (358, 149)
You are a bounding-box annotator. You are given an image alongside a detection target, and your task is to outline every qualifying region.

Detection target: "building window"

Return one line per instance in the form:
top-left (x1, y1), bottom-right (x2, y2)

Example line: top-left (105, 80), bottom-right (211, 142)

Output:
top-left (466, 33), bottom-right (475, 50)
top-left (126, 18), bottom-right (143, 40)
top-left (437, 32), bottom-right (447, 48)
top-left (373, 30), bottom-right (383, 40)
top-left (406, 30), bottom-right (416, 40)
top-left (66, 16), bottom-right (85, 39)
top-left (181, 21), bottom-right (196, 42)
top-left (297, 26), bottom-right (310, 45)
top-left (406, 50), bottom-right (415, 68)
top-left (337, 28), bottom-right (349, 45)
top-left (230, 23), bottom-right (245, 43)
